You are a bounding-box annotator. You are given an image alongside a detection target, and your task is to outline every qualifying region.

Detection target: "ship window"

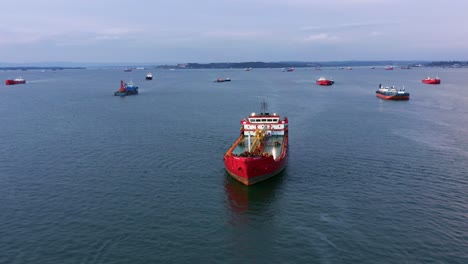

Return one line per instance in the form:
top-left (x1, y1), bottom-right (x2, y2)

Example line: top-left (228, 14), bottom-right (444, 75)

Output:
top-left (261, 119), bottom-right (266, 122)
top-left (267, 119), bottom-right (272, 122)
top-left (274, 119), bottom-right (279, 122)
top-left (256, 119), bottom-right (261, 122)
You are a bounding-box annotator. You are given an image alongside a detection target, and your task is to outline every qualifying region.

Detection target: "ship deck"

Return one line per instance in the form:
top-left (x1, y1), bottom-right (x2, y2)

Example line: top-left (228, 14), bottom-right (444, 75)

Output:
top-left (232, 135), bottom-right (285, 159)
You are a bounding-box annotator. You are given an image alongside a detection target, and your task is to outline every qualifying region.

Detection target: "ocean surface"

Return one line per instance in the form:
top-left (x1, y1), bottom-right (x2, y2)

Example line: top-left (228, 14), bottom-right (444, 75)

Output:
top-left (1, 67), bottom-right (467, 263)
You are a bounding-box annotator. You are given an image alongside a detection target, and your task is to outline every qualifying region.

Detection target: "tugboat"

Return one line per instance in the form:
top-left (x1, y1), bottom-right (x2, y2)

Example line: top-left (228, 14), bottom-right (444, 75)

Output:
top-left (215, 78), bottom-right (231, 82)
top-left (376, 84), bottom-right (410, 100)
top-left (422, 76), bottom-right (441, 84)
top-left (224, 101), bottom-right (288, 185)
top-left (146, 72), bottom-right (153, 80)
top-left (114, 80), bottom-right (139, 96)
top-left (316, 77), bottom-right (334, 86)
top-left (5, 77), bottom-right (26, 85)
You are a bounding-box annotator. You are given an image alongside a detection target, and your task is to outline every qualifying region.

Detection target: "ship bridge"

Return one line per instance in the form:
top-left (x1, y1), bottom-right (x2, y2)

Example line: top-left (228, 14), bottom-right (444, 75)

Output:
top-left (241, 112), bottom-right (288, 136)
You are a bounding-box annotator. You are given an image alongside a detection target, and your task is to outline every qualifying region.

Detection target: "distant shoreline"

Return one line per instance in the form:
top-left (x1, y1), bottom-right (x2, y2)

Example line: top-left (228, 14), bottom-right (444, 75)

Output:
top-left (1, 61), bottom-right (466, 70)
top-left (156, 61), bottom-right (468, 69)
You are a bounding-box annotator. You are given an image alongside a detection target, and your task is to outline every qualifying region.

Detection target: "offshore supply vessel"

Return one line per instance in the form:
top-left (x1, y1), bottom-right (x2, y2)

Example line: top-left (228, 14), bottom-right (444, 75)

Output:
top-left (224, 102), bottom-right (288, 185)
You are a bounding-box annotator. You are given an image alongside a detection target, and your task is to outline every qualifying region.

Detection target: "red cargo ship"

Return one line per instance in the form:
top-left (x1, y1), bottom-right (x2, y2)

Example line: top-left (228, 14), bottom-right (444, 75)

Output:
top-left (422, 77), bottom-right (440, 84)
top-left (316, 77), bottom-right (334, 86)
top-left (5, 77), bottom-right (26, 85)
top-left (224, 102), bottom-right (288, 185)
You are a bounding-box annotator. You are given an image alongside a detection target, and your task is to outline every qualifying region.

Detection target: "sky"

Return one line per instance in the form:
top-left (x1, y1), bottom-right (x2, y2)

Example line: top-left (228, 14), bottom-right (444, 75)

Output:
top-left (1, 0), bottom-right (467, 64)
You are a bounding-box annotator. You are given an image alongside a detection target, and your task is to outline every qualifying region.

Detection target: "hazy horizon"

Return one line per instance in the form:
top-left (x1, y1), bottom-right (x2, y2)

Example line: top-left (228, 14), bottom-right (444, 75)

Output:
top-left (0, 59), bottom-right (438, 68)
top-left (2, 0), bottom-right (467, 64)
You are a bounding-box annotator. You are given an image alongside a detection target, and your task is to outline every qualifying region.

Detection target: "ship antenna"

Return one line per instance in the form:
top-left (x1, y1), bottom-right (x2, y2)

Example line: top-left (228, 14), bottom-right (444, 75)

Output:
top-left (260, 99), bottom-right (268, 115)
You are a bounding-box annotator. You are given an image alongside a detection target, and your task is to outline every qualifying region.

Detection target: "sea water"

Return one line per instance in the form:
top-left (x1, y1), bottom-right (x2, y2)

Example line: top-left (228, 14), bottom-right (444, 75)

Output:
top-left (0, 67), bottom-right (467, 263)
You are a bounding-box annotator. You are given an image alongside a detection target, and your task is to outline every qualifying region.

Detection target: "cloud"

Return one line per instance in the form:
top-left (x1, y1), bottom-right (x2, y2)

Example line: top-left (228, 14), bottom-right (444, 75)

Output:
top-left (0, 23), bottom-right (145, 47)
top-left (369, 31), bottom-right (384, 37)
top-left (228, 0), bottom-right (391, 7)
top-left (302, 33), bottom-right (341, 43)
top-left (300, 21), bottom-right (397, 32)
top-left (201, 30), bottom-right (273, 39)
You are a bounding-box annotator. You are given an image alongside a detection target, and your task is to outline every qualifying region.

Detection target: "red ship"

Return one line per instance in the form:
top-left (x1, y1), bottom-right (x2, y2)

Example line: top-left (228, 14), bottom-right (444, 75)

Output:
top-left (422, 77), bottom-right (441, 84)
top-left (224, 102), bottom-right (288, 185)
top-left (316, 77), bottom-right (334, 86)
top-left (5, 77), bottom-right (26, 85)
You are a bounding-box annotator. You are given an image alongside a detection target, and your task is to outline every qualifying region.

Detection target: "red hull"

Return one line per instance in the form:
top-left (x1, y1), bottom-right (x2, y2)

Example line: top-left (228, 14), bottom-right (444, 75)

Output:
top-left (224, 135), bottom-right (288, 185)
top-left (5, 79), bottom-right (26, 85)
top-left (376, 93), bottom-right (409, 100)
top-left (422, 79), bottom-right (440, 84)
top-left (316, 80), bottom-right (334, 86)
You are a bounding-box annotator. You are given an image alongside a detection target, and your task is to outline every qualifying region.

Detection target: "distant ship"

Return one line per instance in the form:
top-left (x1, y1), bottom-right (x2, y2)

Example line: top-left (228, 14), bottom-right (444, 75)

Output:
top-left (384, 66), bottom-right (394, 70)
top-left (124, 68), bottom-right (132, 72)
top-left (375, 84), bottom-right (410, 100)
top-left (282, 67), bottom-right (295, 72)
top-left (114, 80), bottom-right (139, 96)
top-left (316, 77), bottom-right (334, 86)
top-left (245, 67), bottom-right (252, 71)
top-left (224, 101), bottom-right (288, 185)
top-left (215, 78), bottom-right (231, 82)
top-left (422, 76), bottom-right (441, 84)
top-left (5, 77), bottom-right (26, 85)
top-left (146, 73), bottom-right (153, 80)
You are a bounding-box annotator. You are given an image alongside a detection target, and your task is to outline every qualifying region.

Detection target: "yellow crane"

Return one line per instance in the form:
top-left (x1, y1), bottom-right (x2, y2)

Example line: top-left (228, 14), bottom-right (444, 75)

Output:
top-left (249, 128), bottom-right (266, 155)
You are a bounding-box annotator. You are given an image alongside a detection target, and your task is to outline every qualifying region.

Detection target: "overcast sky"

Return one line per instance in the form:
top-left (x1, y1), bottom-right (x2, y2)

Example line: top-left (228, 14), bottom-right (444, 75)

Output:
top-left (1, 0), bottom-right (467, 64)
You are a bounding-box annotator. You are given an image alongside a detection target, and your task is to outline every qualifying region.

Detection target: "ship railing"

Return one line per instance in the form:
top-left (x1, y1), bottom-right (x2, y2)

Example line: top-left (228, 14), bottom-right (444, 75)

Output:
top-left (225, 135), bottom-right (244, 157)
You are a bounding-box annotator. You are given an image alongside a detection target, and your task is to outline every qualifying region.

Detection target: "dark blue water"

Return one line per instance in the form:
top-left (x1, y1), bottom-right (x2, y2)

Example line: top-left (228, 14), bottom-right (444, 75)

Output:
top-left (1, 67), bottom-right (467, 263)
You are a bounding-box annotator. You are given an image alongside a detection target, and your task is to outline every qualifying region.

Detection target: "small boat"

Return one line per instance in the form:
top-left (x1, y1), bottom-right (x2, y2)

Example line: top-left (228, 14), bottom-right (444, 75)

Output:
top-left (422, 76), bottom-right (441, 84)
top-left (146, 73), bottom-right (153, 80)
top-left (285, 67), bottom-right (295, 72)
top-left (346, 67), bottom-right (353, 70)
top-left (245, 67), bottom-right (252, 71)
top-left (375, 84), bottom-right (410, 100)
top-left (316, 77), bottom-right (334, 86)
top-left (5, 77), bottom-right (26, 85)
top-left (224, 101), bottom-right (288, 185)
top-left (370, 67), bottom-right (375, 69)
top-left (215, 78), bottom-right (231, 82)
top-left (124, 68), bottom-right (132, 72)
top-left (384, 66), bottom-right (394, 70)
top-left (400, 65), bottom-right (412, 69)
top-left (114, 80), bottom-right (139, 96)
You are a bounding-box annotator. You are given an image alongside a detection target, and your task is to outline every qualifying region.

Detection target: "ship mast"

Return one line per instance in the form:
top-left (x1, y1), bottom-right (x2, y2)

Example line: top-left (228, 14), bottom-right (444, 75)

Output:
top-left (260, 99), bottom-right (268, 115)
